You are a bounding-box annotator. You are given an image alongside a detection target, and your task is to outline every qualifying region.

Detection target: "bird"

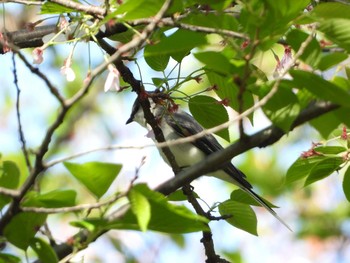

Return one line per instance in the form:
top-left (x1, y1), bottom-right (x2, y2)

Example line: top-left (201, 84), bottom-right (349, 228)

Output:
top-left (126, 93), bottom-right (291, 230)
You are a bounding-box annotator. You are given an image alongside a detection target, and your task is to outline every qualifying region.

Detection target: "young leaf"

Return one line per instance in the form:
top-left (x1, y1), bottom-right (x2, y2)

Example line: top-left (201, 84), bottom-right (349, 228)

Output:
top-left (317, 52), bottom-right (348, 71)
top-left (144, 47), bottom-right (170, 72)
top-left (22, 190), bottom-right (77, 208)
top-left (144, 30), bottom-right (207, 62)
top-left (313, 146), bottom-right (346, 155)
top-left (309, 110), bottom-right (342, 139)
top-left (182, 12), bottom-right (239, 31)
top-left (0, 253), bottom-right (20, 263)
top-left (290, 70), bottom-right (350, 106)
top-left (70, 219), bottom-right (105, 232)
top-left (263, 84), bottom-right (300, 131)
top-left (342, 166), bottom-right (350, 202)
top-left (107, 184), bottom-right (209, 233)
top-left (304, 157), bottom-right (344, 186)
top-left (40, 2), bottom-right (75, 14)
top-left (113, 0), bottom-right (163, 20)
top-left (64, 162), bottom-right (122, 199)
top-left (189, 95), bottom-right (230, 141)
top-left (318, 19), bottom-right (350, 53)
top-left (286, 29), bottom-right (321, 68)
top-left (167, 189), bottom-right (199, 201)
top-left (0, 160), bottom-right (20, 209)
top-left (286, 156), bottom-right (327, 184)
top-left (312, 2), bottom-right (350, 20)
top-left (218, 200), bottom-right (258, 236)
top-left (194, 51), bottom-right (233, 75)
top-left (4, 212), bottom-right (47, 250)
top-left (30, 238), bottom-right (59, 263)
top-left (128, 187), bottom-right (151, 232)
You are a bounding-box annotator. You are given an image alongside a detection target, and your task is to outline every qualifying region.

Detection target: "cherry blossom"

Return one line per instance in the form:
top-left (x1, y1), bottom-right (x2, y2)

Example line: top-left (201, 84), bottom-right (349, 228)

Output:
top-left (60, 55), bottom-right (76, 82)
top-left (104, 64), bottom-right (121, 92)
top-left (32, 47), bottom-right (44, 64)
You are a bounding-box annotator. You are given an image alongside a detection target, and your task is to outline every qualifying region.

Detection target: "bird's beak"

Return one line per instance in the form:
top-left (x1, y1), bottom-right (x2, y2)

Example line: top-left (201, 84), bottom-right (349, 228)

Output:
top-left (126, 117), bottom-right (133, 125)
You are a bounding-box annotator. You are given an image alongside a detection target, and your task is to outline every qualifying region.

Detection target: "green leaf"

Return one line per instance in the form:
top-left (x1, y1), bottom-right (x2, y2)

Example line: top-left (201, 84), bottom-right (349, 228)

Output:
top-left (128, 186), bottom-right (151, 232)
top-left (144, 29), bottom-right (207, 62)
top-left (182, 12), bottom-right (239, 31)
top-left (151, 77), bottom-right (166, 87)
top-left (312, 2), bottom-right (350, 20)
top-left (113, 0), bottom-right (163, 20)
top-left (4, 212), bottom-right (47, 250)
top-left (0, 253), bottom-right (20, 263)
top-left (70, 219), bottom-right (104, 232)
top-left (30, 238), bottom-right (58, 263)
top-left (240, 0), bottom-right (304, 47)
top-left (286, 156), bottom-right (327, 184)
top-left (64, 162), bottom-right (122, 199)
top-left (313, 146), bottom-right (346, 155)
top-left (304, 157), bottom-right (344, 186)
top-left (189, 95), bottom-right (230, 141)
top-left (230, 189), bottom-right (278, 208)
top-left (263, 83), bottom-right (300, 131)
top-left (199, 0), bottom-right (232, 10)
top-left (108, 25), bottom-right (145, 44)
top-left (0, 160), bottom-right (20, 209)
top-left (264, 0), bottom-right (309, 19)
top-left (205, 70), bottom-right (254, 122)
top-left (144, 46), bottom-right (170, 72)
top-left (286, 29), bottom-right (321, 68)
top-left (206, 71), bottom-right (238, 108)
top-left (194, 51), bottom-right (233, 75)
top-left (343, 166), bottom-right (350, 202)
top-left (317, 52), bottom-right (348, 71)
top-left (346, 67), bottom-right (350, 80)
top-left (40, 2), bottom-right (75, 14)
top-left (107, 184), bottom-right (209, 233)
top-left (290, 70), bottom-right (350, 107)
top-left (318, 19), bottom-right (350, 53)
top-left (22, 190), bottom-right (77, 208)
top-left (218, 200), bottom-right (258, 236)
top-left (167, 189), bottom-right (199, 201)
top-left (310, 110), bottom-right (342, 139)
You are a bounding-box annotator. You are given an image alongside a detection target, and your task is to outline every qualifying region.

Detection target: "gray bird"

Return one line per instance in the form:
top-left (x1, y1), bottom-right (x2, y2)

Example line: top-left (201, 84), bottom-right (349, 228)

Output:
top-left (126, 94), bottom-right (290, 230)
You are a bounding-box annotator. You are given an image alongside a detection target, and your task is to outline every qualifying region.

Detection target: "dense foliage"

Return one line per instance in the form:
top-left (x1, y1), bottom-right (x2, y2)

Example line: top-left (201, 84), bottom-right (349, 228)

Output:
top-left (1, 0), bottom-right (350, 262)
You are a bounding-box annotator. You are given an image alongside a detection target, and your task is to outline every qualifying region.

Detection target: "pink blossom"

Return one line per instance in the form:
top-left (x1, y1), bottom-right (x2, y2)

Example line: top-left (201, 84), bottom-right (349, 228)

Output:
top-left (59, 15), bottom-right (69, 31)
top-left (32, 48), bottom-right (44, 64)
top-left (60, 57), bottom-right (76, 82)
top-left (104, 64), bottom-right (121, 92)
top-left (273, 46), bottom-right (293, 78)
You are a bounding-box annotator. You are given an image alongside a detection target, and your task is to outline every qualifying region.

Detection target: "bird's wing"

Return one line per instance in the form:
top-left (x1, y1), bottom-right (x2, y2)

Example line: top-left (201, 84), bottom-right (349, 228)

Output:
top-left (164, 111), bottom-right (252, 189)
top-left (164, 111), bottom-right (292, 231)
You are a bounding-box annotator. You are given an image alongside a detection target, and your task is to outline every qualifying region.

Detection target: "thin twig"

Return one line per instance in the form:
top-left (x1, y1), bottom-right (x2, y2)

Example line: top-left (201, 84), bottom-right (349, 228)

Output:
top-left (12, 53), bottom-right (32, 171)
top-left (14, 50), bottom-right (66, 106)
top-left (2, 0), bottom-right (43, 5)
top-left (48, 0), bottom-right (105, 18)
top-left (21, 192), bottom-right (125, 213)
top-left (0, 187), bottom-right (20, 197)
top-left (45, 145), bottom-right (145, 168)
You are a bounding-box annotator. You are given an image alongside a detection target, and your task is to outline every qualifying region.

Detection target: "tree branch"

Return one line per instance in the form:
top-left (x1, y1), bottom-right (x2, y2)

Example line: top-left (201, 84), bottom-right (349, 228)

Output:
top-left (48, 0), bottom-right (105, 18)
top-left (12, 53), bottom-right (32, 171)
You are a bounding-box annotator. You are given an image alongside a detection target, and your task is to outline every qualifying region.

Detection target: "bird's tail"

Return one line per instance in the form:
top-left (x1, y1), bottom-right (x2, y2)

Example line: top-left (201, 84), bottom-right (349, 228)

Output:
top-left (243, 187), bottom-right (292, 231)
